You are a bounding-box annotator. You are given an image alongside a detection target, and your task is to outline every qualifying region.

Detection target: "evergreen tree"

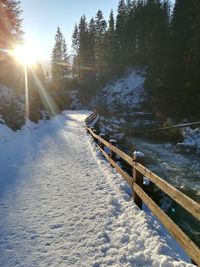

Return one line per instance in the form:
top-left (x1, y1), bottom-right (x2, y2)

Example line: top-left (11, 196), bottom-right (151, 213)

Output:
top-left (72, 23), bottom-right (80, 79)
top-left (184, 0), bottom-right (200, 116)
top-left (88, 17), bottom-right (96, 80)
top-left (70, 0), bottom-right (200, 118)
top-left (78, 15), bottom-right (89, 81)
top-left (158, 0), bottom-right (196, 117)
top-left (51, 27), bottom-right (69, 79)
top-left (104, 10), bottom-right (117, 78)
top-left (95, 10), bottom-right (107, 80)
top-left (116, 0), bottom-right (128, 70)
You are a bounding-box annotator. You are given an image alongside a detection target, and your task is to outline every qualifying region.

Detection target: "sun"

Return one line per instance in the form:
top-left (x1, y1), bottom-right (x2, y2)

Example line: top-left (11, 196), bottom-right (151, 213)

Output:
top-left (13, 42), bottom-right (40, 66)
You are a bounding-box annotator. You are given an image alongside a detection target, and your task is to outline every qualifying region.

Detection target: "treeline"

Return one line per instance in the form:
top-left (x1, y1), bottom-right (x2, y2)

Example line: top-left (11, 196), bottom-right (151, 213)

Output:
top-left (0, 0), bottom-right (49, 128)
top-left (71, 0), bottom-right (200, 119)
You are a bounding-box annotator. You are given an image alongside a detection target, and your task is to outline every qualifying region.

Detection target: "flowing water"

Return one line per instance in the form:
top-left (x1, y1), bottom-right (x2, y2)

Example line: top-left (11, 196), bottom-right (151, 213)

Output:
top-left (125, 136), bottom-right (200, 247)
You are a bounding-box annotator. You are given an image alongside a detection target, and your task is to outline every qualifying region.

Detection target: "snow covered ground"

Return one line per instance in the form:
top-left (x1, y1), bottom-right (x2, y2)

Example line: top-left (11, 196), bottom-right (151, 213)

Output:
top-left (0, 111), bottom-right (194, 267)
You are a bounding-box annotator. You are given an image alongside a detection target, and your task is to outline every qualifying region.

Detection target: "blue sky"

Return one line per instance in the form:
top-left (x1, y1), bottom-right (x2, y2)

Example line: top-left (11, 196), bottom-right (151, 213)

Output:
top-left (21, 0), bottom-right (119, 61)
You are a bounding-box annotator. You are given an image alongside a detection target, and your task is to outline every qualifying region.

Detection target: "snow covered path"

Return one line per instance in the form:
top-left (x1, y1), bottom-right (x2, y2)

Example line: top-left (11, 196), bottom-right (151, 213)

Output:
top-left (0, 111), bottom-right (193, 267)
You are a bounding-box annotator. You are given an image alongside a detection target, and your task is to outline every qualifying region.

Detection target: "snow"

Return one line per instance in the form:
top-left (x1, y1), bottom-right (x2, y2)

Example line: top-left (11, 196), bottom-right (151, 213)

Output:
top-left (0, 83), bottom-right (15, 101)
top-left (176, 127), bottom-right (200, 154)
top-left (99, 69), bottom-right (146, 113)
top-left (68, 90), bottom-right (83, 110)
top-left (0, 110), bottom-right (195, 267)
top-left (99, 116), bottom-right (126, 141)
top-left (0, 123), bottom-right (15, 141)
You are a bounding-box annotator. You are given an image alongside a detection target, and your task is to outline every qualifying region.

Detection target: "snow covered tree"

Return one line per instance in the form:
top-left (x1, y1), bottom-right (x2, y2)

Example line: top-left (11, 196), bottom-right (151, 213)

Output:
top-left (51, 27), bottom-right (69, 79)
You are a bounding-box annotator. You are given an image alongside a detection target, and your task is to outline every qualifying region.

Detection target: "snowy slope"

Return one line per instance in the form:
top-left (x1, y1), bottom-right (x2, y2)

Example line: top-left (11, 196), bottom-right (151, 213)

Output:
top-left (99, 69), bottom-right (146, 114)
top-left (0, 111), bottom-right (194, 267)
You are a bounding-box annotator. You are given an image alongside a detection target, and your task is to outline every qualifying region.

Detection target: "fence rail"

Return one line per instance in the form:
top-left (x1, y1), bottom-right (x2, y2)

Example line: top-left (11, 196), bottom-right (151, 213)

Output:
top-left (85, 112), bottom-right (200, 266)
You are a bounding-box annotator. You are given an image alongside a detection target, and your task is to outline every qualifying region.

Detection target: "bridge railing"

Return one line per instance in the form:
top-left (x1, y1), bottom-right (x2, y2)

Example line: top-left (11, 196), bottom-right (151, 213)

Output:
top-left (85, 113), bottom-right (200, 266)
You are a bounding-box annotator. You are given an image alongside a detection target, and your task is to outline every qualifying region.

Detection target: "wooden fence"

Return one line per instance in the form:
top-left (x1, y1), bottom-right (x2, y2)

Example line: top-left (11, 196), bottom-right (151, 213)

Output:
top-left (85, 112), bottom-right (200, 266)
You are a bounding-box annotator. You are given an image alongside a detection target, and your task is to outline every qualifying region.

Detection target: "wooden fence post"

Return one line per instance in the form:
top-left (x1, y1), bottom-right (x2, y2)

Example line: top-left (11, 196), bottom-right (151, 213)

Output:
top-left (191, 259), bottom-right (197, 266)
top-left (109, 139), bottom-right (117, 165)
top-left (99, 133), bottom-right (105, 150)
top-left (133, 151), bottom-right (145, 209)
top-left (93, 129), bottom-right (97, 143)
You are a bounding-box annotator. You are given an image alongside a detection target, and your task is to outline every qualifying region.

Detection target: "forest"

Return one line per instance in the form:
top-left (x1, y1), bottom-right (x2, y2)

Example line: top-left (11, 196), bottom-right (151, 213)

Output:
top-left (0, 0), bottom-right (200, 129)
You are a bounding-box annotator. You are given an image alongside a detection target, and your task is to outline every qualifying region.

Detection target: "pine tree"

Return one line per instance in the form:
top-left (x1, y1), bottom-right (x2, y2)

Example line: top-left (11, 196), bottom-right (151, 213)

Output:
top-left (126, 0), bottom-right (137, 66)
top-left (78, 15), bottom-right (89, 81)
top-left (88, 17), bottom-right (96, 80)
top-left (104, 10), bottom-right (117, 78)
top-left (72, 23), bottom-right (80, 79)
top-left (62, 39), bottom-right (69, 76)
top-left (51, 27), bottom-right (69, 79)
top-left (184, 0), bottom-right (200, 116)
top-left (159, 0), bottom-right (196, 117)
top-left (116, 0), bottom-right (128, 70)
top-left (95, 10), bottom-right (107, 80)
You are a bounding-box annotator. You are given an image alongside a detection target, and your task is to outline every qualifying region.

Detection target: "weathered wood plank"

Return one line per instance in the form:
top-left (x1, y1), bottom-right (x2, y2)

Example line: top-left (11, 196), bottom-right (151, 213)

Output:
top-left (133, 152), bottom-right (144, 209)
top-left (98, 146), bottom-right (133, 187)
top-left (85, 112), bottom-right (97, 124)
top-left (87, 127), bottom-right (133, 165)
top-left (133, 183), bottom-right (200, 266)
top-left (133, 162), bottom-right (200, 221)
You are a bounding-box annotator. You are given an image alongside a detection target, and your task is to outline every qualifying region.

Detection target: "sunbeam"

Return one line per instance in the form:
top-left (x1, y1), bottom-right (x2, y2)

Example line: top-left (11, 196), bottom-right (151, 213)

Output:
top-left (31, 69), bottom-right (61, 124)
top-left (52, 60), bottom-right (95, 72)
top-left (24, 65), bottom-right (30, 119)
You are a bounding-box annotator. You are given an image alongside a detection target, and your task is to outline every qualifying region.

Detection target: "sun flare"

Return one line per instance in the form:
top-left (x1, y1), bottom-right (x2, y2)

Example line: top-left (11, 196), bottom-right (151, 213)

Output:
top-left (13, 42), bottom-right (40, 66)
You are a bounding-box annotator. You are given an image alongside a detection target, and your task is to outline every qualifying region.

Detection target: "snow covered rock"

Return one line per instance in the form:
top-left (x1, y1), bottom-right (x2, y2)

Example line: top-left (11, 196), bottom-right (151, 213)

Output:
top-left (67, 90), bottom-right (83, 110)
top-left (176, 127), bottom-right (200, 154)
top-left (98, 69), bottom-right (146, 114)
top-left (99, 116), bottom-right (126, 142)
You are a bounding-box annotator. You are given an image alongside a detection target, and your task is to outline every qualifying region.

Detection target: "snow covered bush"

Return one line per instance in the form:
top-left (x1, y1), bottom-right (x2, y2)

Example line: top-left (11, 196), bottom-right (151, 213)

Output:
top-left (0, 84), bottom-right (25, 129)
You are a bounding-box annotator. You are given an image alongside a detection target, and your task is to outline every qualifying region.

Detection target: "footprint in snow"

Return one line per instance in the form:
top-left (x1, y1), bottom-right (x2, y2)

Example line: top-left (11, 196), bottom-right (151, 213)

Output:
top-left (50, 223), bottom-right (63, 230)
